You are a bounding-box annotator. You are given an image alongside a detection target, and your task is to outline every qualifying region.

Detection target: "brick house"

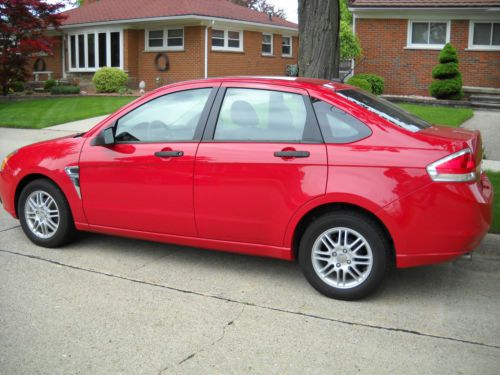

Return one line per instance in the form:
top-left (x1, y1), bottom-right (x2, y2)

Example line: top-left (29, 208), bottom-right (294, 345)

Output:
top-left (34, 0), bottom-right (298, 90)
top-left (350, 0), bottom-right (500, 96)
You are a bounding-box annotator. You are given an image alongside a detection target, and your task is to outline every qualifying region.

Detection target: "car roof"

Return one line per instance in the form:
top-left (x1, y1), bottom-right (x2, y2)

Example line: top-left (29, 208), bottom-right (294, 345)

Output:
top-left (160, 76), bottom-right (352, 92)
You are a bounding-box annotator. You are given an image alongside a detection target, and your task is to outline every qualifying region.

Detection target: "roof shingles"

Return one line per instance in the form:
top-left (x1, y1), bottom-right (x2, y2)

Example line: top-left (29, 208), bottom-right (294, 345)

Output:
top-left (62, 0), bottom-right (297, 28)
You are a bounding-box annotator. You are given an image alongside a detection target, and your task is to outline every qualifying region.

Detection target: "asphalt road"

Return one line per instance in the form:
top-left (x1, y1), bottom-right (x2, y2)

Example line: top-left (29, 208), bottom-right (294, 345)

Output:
top-left (1, 126), bottom-right (500, 374)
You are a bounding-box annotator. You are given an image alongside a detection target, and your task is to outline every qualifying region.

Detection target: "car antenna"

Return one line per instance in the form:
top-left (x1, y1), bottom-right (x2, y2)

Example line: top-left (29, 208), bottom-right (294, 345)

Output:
top-left (333, 57), bottom-right (366, 83)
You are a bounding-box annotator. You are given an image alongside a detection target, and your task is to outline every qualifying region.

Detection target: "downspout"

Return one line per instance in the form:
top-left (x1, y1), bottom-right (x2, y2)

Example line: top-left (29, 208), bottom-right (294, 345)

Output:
top-left (352, 13), bottom-right (356, 76)
top-left (62, 32), bottom-right (67, 79)
top-left (204, 26), bottom-right (208, 79)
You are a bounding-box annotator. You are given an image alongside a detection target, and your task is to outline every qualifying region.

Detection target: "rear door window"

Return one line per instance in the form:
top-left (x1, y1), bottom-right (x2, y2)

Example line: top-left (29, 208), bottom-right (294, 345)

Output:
top-left (213, 88), bottom-right (311, 142)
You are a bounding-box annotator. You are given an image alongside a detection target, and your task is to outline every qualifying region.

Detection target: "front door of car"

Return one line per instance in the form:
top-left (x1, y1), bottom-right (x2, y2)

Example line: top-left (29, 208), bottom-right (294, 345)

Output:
top-left (80, 85), bottom-right (217, 236)
top-left (194, 83), bottom-right (328, 247)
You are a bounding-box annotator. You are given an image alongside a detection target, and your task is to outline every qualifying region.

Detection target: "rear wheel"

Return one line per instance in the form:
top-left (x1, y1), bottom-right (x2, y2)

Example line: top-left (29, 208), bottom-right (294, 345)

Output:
top-left (18, 179), bottom-right (76, 248)
top-left (299, 211), bottom-right (389, 300)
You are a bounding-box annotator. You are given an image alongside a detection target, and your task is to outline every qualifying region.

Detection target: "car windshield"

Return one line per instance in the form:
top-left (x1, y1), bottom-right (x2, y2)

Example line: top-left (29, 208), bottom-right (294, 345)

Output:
top-left (337, 89), bottom-right (431, 132)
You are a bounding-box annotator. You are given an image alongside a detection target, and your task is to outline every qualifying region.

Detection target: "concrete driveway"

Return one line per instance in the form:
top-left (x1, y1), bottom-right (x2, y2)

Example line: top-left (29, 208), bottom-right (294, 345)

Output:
top-left (1, 123), bottom-right (500, 374)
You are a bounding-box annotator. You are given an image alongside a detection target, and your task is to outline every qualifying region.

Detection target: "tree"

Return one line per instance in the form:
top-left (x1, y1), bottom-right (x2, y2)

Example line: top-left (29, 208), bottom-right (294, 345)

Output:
top-left (298, 0), bottom-right (340, 79)
top-left (429, 43), bottom-right (463, 100)
top-left (0, 0), bottom-right (66, 95)
top-left (339, 0), bottom-right (361, 60)
top-left (231, 0), bottom-right (286, 19)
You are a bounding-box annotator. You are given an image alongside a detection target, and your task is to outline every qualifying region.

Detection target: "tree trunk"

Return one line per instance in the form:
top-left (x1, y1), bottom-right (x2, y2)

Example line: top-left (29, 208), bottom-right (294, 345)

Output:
top-left (298, 0), bottom-right (340, 79)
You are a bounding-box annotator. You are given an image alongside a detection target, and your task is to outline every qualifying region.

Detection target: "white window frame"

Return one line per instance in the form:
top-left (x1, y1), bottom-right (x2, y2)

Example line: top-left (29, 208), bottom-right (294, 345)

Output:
top-left (145, 27), bottom-right (185, 52)
top-left (262, 33), bottom-right (273, 56)
top-left (281, 35), bottom-right (292, 57)
top-left (67, 28), bottom-right (124, 72)
top-left (406, 20), bottom-right (450, 50)
top-left (468, 21), bottom-right (500, 51)
top-left (211, 29), bottom-right (244, 52)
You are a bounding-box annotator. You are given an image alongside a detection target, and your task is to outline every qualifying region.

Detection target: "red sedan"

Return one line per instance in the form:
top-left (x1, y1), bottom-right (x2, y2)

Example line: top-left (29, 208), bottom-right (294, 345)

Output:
top-left (0, 77), bottom-right (493, 300)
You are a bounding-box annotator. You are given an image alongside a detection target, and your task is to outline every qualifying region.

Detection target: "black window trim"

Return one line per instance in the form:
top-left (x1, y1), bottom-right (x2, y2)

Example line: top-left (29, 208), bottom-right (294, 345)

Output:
top-left (97, 86), bottom-right (220, 145)
top-left (201, 86), bottom-right (324, 144)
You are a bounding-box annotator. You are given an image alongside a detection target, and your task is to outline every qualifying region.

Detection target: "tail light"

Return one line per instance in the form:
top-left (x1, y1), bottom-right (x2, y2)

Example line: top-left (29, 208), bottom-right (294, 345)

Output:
top-left (427, 148), bottom-right (477, 182)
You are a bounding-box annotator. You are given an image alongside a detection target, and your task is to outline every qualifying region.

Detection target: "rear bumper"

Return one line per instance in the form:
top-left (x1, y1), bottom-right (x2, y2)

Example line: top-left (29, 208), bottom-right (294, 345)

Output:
top-left (381, 173), bottom-right (493, 268)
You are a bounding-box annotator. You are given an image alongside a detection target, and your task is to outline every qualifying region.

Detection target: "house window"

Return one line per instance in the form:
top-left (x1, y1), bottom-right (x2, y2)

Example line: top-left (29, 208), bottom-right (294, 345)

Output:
top-left (262, 33), bottom-right (273, 55)
top-left (469, 22), bottom-right (500, 50)
top-left (146, 28), bottom-right (184, 51)
top-left (211, 29), bottom-right (243, 52)
top-left (408, 21), bottom-right (449, 49)
top-left (282, 36), bottom-right (292, 56)
top-left (68, 29), bottom-right (123, 71)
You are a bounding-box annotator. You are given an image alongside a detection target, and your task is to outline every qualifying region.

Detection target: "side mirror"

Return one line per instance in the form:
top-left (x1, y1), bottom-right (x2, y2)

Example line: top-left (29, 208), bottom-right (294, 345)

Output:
top-left (92, 126), bottom-right (115, 146)
top-left (103, 127), bottom-right (115, 145)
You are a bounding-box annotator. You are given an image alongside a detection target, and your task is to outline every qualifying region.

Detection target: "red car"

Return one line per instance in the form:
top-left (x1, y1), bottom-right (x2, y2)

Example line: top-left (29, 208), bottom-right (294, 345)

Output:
top-left (0, 77), bottom-right (493, 300)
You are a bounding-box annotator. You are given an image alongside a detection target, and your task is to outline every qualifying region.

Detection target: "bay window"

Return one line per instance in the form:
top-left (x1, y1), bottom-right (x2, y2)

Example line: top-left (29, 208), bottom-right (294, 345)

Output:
top-left (68, 29), bottom-right (123, 72)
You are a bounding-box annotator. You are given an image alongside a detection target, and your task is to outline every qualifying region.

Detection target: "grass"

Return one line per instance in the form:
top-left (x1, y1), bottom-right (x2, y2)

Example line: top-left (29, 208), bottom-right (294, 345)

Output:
top-left (486, 171), bottom-right (500, 234)
top-left (398, 103), bottom-right (474, 127)
top-left (0, 96), bottom-right (137, 129)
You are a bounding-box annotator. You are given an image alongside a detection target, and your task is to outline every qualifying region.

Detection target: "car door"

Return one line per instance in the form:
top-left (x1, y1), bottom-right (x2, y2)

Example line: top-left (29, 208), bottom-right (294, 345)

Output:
top-left (79, 84), bottom-right (217, 236)
top-left (194, 82), bottom-right (328, 247)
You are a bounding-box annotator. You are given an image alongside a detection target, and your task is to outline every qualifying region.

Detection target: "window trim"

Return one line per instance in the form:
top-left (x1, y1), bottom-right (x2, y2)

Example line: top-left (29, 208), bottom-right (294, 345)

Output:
top-left (67, 28), bottom-right (124, 72)
top-left (145, 27), bottom-right (185, 52)
top-left (406, 20), bottom-right (450, 50)
top-left (281, 35), bottom-right (292, 57)
top-left (262, 33), bottom-right (273, 56)
top-left (468, 21), bottom-right (500, 51)
top-left (211, 29), bottom-right (244, 52)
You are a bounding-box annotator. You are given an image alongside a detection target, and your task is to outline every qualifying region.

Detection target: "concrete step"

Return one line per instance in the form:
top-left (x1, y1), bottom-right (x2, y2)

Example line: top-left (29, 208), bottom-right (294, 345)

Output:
top-left (470, 95), bottom-right (500, 104)
top-left (470, 101), bottom-right (500, 110)
top-left (463, 86), bottom-right (500, 95)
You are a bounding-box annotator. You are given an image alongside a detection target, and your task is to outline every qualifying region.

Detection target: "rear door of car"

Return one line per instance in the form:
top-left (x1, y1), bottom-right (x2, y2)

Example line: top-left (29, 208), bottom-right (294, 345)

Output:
top-left (193, 82), bottom-right (328, 247)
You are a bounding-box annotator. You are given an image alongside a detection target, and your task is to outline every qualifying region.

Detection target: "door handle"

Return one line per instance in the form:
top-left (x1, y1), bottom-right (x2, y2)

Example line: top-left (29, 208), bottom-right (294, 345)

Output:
top-left (274, 150), bottom-right (310, 158)
top-left (155, 150), bottom-right (184, 158)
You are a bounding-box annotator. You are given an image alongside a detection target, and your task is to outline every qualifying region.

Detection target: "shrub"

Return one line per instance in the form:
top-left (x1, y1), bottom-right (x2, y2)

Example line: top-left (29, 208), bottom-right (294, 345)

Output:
top-left (92, 67), bottom-right (128, 93)
top-left (346, 76), bottom-right (372, 92)
top-left (44, 79), bottom-right (57, 91)
top-left (429, 43), bottom-right (463, 100)
top-left (50, 85), bottom-right (80, 95)
top-left (354, 73), bottom-right (384, 95)
top-left (11, 81), bottom-right (25, 92)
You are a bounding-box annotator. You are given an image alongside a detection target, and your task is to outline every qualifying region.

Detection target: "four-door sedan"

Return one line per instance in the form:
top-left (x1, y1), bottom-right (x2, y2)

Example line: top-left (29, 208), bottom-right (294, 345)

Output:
top-left (0, 77), bottom-right (493, 300)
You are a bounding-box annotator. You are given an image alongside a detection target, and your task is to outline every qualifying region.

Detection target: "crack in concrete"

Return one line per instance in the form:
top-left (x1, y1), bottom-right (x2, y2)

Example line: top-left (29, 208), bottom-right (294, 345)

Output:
top-left (133, 250), bottom-right (181, 272)
top-left (0, 225), bottom-right (20, 233)
top-left (1, 248), bottom-right (499, 351)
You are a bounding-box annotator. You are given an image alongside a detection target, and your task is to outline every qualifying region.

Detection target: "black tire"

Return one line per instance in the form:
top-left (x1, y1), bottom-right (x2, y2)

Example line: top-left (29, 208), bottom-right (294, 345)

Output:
top-left (299, 211), bottom-right (390, 300)
top-left (18, 179), bottom-right (77, 248)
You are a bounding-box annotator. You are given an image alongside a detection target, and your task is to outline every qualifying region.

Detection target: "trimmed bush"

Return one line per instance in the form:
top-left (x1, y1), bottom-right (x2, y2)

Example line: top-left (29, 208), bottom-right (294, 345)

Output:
top-left (346, 76), bottom-right (372, 92)
top-left (354, 73), bottom-right (384, 95)
top-left (92, 67), bottom-right (128, 93)
top-left (11, 81), bottom-right (25, 92)
top-left (44, 79), bottom-right (57, 91)
top-left (50, 85), bottom-right (81, 95)
top-left (429, 43), bottom-right (463, 100)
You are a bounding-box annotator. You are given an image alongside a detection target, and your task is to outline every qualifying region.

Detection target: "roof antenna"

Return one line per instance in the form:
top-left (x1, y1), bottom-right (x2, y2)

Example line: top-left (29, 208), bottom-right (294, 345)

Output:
top-left (336, 57), bottom-right (366, 83)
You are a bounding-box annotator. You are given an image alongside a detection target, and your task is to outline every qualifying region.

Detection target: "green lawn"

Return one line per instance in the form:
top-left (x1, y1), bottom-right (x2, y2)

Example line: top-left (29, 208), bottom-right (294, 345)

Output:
top-left (399, 103), bottom-right (474, 127)
top-left (0, 96), bottom-right (137, 129)
top-left (486, 171), bottom-right (500, 234)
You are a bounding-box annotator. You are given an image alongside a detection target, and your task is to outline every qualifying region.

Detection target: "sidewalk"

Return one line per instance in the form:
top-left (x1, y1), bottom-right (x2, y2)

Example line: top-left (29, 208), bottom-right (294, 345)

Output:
top-left (461, 110), bottom-right (500, 172)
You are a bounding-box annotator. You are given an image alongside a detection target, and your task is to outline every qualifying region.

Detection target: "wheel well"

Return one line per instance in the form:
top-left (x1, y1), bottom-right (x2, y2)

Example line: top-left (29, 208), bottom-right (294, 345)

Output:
top-left (292, 203), bottom-right (395, 266)
top-left (14, 174), bottom-right (58, 217)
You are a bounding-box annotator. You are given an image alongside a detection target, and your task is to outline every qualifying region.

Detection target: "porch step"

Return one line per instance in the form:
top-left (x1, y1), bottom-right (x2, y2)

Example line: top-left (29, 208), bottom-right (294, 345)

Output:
top-left (463, 86), bottom-right (500, 95)
top-left (470, 102), bottom-right (500, 111)
top-left (470, 94), bottom-right (500, 104)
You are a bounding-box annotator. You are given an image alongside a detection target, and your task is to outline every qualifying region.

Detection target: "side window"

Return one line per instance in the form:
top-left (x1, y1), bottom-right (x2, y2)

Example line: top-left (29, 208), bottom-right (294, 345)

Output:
top-left (312, 99), bottom-right (371, 143)
top-left (115, 88), bottom-right (212, 142)
top-left (214, 88), bottom-right (308, 142)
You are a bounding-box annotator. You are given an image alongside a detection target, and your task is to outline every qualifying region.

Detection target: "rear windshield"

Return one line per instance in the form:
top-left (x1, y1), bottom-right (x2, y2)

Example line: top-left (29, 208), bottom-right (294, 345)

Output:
top-left (337, 89), bottom-right (431, 132)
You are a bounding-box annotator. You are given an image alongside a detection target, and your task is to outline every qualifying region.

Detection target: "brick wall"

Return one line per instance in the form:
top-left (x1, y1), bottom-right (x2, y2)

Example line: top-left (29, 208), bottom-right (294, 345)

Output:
top-left (28, 36), bottom-right (63, 81)
top-left (355, 18), bottom-right (500, 96)
top-left (207, 31), bottom-right (298, 78)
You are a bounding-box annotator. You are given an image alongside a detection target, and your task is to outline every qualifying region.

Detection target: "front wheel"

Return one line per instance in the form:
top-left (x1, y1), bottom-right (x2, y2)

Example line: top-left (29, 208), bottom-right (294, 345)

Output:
top-left (18, 179), bottom-right (76, 248)
top-left (299, 211), bottom-right (390, 300)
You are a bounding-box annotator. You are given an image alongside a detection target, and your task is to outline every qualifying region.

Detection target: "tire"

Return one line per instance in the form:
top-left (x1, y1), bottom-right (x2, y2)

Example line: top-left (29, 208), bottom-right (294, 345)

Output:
top-left (299, 211), bottom-right (390, 300)
top-left (18, 179), bottom-right (77, 248)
